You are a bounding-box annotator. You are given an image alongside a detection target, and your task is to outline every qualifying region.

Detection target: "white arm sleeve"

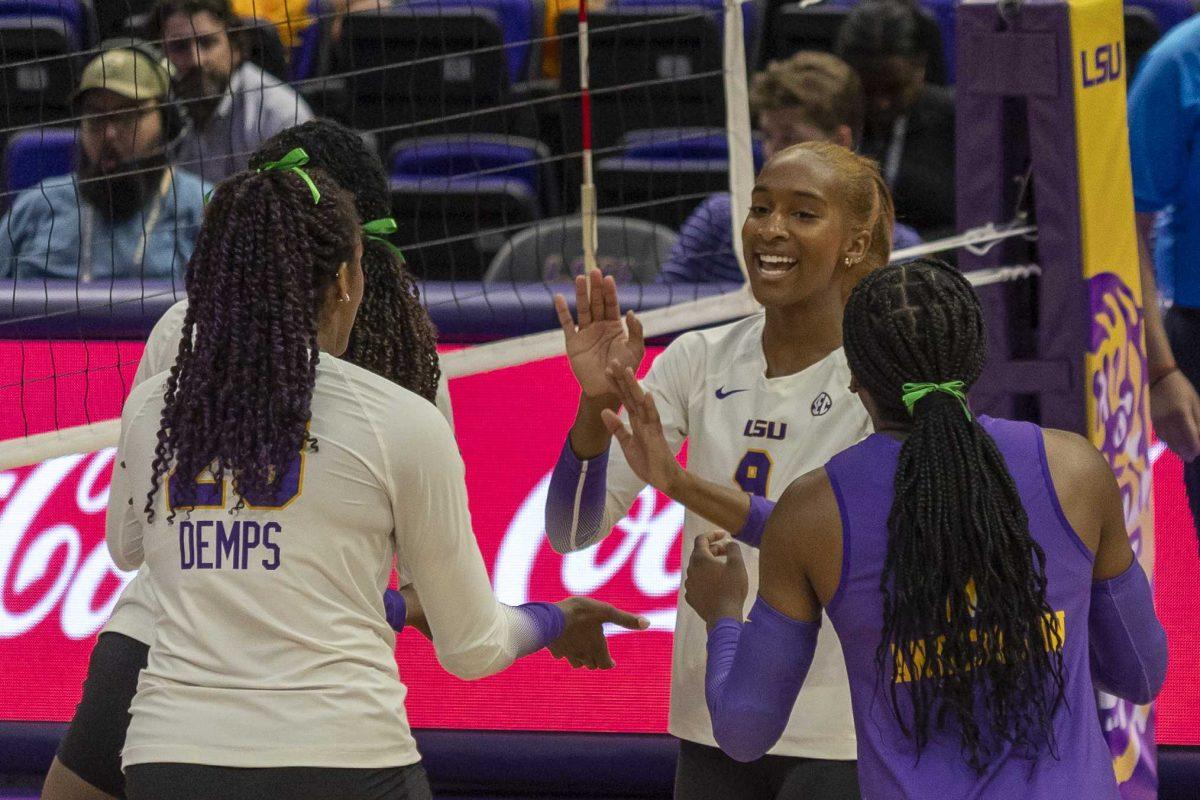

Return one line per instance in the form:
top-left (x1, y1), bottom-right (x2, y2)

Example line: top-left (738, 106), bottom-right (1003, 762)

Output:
top-left (386, 402), bottom-right (551, 679)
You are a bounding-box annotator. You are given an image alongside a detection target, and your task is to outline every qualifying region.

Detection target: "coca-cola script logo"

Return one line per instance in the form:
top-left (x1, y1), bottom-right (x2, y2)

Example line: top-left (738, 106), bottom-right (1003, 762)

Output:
top-left (493, 473), bottom-right (685, 632)
top-left (0, 449), bottom-right (134, 641)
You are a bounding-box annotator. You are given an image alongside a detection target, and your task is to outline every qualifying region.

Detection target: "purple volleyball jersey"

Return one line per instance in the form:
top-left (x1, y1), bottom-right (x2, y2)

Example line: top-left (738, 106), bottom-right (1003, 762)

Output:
top-left (823, 416), bottom-right (1119, 800)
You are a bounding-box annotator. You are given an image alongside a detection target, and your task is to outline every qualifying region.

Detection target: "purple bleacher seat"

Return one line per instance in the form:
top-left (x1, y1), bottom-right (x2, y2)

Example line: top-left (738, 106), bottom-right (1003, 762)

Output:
top-left (390, 135), bottom-right (546, 204)
top-left (620, 127), bottom-right (765, 171)
top-left (1127, 0), bottom-right (1194, 32)
top-left (0, 0), bottom-right (84, 48)
top-left (4, 128), bottom-right (75, 194)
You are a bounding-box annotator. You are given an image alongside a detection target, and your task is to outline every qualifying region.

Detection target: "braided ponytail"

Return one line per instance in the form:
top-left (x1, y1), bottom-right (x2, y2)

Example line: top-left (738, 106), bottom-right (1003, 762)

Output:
top-left (842, 258), bottom-right (1066, 771)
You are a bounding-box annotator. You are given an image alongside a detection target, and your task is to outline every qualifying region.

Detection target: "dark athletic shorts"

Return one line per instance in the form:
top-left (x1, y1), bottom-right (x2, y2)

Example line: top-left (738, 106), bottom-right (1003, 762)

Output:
top-left (675, 738), bottom-right (860, 800)
top-left (124, 762), bottom-right (432, 800)
top-left (57, 631), bottom-right (149, 798)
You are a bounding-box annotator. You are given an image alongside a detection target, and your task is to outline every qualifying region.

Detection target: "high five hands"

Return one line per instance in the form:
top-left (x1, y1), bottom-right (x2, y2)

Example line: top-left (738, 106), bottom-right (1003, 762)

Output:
top-left (554, 271), bottom-right (645, 399)
top-left (601, 363), bottom-right (685, 495)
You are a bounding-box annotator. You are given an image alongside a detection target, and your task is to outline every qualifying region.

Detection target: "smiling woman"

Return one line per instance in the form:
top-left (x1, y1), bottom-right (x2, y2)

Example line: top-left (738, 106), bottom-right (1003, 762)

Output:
top-left (542, 141), bottom-right (896, 800)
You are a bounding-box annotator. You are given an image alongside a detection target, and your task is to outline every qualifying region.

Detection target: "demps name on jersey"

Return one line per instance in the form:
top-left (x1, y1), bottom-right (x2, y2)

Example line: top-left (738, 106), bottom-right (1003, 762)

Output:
top-left (179, 519), bottom-right (283, 571)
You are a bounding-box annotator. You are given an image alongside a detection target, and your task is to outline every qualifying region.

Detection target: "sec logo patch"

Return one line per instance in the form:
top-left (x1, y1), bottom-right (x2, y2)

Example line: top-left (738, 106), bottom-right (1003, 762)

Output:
top-left (811, 392), bottom-right (832, 416)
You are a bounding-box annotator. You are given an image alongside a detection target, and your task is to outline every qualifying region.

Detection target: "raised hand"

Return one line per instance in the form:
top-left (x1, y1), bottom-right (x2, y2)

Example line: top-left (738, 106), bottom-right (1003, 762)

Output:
top-left (548, 596), bottom-right (650, 669)
top-left (554, 271), bottom-right (645, 399)
top-left (601, 363), bottom-right (684, 494)
top-left (684, 532), bottom-right (749, 628)
top-left (1151, 369), bottom-right (1200, 462)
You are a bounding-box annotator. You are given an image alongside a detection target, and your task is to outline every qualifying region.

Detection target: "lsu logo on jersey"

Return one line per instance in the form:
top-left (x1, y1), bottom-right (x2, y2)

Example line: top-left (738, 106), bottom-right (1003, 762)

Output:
top-left (743, 419), bottom-right (788, 440)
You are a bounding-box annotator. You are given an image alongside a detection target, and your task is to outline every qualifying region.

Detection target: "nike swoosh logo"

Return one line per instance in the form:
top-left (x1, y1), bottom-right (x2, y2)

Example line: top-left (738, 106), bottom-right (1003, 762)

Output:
top-left (715, 387), bottom-right (747, 400)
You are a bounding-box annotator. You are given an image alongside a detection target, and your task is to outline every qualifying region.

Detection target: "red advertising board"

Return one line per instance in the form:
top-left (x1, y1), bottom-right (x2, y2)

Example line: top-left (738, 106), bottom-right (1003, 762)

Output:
top-left (1, 341), bottom-right (1197, 742)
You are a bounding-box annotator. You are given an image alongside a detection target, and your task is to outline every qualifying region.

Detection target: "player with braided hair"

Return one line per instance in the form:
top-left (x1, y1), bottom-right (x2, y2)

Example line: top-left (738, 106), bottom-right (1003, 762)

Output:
top-left (43, 122), bottom-right (450, 800)
top-left (247, 120), bottom-right (444, 412)
top-left (100, 164), bottom-right (644, 800)
top-left (687, 258), bottom-right (1168, 798)
top-left (546, 141), bottom-right (893, 800)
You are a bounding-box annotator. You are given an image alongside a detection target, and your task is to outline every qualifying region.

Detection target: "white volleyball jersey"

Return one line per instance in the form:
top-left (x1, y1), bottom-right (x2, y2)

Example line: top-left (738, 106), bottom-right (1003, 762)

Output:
top-left (103, 299), bottom-right (454, 645)
top-left (590, 313), bottom-right (870, 759)
top-left (108, 355), bottom-right (518, 768)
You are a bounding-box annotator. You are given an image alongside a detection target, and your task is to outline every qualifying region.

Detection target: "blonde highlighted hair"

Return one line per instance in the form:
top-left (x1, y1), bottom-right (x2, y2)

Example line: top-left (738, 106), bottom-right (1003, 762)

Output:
top-left (769, 141), bottom-right (894, 300)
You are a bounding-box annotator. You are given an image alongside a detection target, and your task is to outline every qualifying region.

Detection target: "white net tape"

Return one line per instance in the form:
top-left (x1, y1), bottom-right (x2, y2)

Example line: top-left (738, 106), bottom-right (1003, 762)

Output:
top-left (0, 221), bottom-right (1040, 471)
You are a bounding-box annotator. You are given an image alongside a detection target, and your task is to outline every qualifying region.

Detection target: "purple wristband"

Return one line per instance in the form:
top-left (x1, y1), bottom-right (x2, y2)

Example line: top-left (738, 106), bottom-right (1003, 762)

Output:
top-left (545, 437), bottom-right (610, 553)
top-left (734, 495), bottom-right (776, 548)
top-left (383, 589), bottom-right (406, 632)
top-left (507, 601), bottom-right (567, 656)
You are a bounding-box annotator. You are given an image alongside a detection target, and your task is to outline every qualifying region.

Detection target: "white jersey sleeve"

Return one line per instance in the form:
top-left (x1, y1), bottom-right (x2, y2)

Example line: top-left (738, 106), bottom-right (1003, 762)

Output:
top-left (363, 376), bottom-right (550, 680)
top-left (133, 299), bottom-right (189, 386)
top-left (101, 301), bottom-right (190, 644)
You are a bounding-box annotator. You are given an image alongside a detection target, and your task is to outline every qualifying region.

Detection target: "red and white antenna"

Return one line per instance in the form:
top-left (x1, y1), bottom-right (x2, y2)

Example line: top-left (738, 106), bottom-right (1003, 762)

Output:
top-left (578, 0), bottom-right (599, 275)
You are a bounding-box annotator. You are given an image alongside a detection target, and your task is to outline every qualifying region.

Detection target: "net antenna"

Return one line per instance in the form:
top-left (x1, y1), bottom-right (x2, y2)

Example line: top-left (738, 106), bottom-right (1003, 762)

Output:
top-left (578, 0), bottom-right (599, 276)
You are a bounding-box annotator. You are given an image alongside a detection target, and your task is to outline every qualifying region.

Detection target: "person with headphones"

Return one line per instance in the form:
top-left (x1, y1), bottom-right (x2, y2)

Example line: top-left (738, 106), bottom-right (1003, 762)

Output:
top-left (0, 40), bottom-right (206, 281)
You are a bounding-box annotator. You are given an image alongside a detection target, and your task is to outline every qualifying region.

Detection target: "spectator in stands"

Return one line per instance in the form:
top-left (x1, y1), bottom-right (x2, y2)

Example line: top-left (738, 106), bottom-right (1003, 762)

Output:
top-left (150, 0), bottom-right (313, 184)
top-left (836, 0), bottom-right (955, 238)
top-left (0, 43), bottom-right (205, 281)
top-left (659, 51), bottom-right (921, 284)
top-left (1128, 15), bottom-right (1200, 541)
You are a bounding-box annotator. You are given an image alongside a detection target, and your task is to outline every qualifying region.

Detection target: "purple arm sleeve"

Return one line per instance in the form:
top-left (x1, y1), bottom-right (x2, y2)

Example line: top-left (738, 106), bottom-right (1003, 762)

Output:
top-left (1089, 558), bottom-right (1168, 704)
top-left (383, 589), bottom-right (406, 632)
top-left (705, 596), bottom-right (819, 762)
top-left (544, 438), bottom-right (610, 553)
top-left (507, 601), bottom-right (567, 656)
top-left (734, 495), bottom-right (776, 548)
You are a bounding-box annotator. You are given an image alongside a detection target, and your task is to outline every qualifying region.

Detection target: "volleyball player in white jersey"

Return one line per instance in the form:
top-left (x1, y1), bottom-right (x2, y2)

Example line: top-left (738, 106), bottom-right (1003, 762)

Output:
top-left (104, 165), bottom-right (644, 800)
top-left (545, 142), bottom-right (894, 800)
top-left (44, 121), bottom-right (455, 800)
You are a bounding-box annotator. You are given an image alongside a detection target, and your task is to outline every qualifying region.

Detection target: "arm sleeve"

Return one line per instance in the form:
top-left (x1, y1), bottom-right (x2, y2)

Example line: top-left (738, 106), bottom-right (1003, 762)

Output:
top-left (705, 596), bottom-right (819, 762)
top-left (390, 403), bottom-right (565, 679)
top-left (544, 335), bottom-right (695, 553)
top-left (658, 194), bottom-right (740, 284)
top-left (1089, 558), bottom-right (1168, 704)
top-left (1128, 48), bottom-right (1197, 212)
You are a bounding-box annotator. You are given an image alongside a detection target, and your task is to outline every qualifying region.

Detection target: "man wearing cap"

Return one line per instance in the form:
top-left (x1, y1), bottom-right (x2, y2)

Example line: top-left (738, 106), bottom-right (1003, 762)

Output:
top-left (150, 0), bottom-right (314, 184)
top-left (0, 43), bottom-right (206, 280)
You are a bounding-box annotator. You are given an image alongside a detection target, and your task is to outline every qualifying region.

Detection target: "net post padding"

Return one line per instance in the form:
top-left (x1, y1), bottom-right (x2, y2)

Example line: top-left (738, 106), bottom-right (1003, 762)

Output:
top-left (723, 0), bottom-right (755, 283)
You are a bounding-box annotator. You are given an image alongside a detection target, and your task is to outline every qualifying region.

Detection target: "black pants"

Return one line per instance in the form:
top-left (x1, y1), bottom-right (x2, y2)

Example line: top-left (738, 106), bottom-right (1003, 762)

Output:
top-left (675, 739), bottom-right (860, 800)
top-left (1165, 305), bottom-right (1200, 542)
top-left (57, 631), bottom-right (150, 797)
top-left (124, 762), bottom-right (432, 800)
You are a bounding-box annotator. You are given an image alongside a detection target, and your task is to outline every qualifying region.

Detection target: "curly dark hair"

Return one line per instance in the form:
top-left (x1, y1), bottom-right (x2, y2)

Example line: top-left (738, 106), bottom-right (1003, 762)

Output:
top-left (248, 120), bottom-right (441, 404)
top-left (842, 258), bottom-right (1066, 771)
top-left (145, 167), bottom-right (360, 522)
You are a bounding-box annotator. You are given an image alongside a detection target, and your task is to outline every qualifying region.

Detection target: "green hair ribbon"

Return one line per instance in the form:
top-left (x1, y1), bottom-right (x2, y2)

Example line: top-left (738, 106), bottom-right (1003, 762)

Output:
top-left (256, 147), bottom-right (320, 204)
top-left (901, 380), bottom-right (971, 420)
top-left (362, 216), bottom-right (406, 264)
